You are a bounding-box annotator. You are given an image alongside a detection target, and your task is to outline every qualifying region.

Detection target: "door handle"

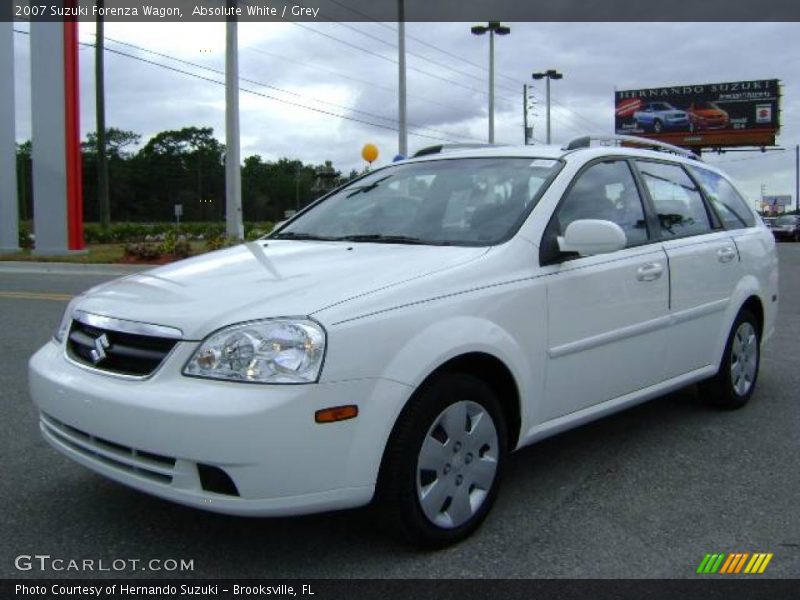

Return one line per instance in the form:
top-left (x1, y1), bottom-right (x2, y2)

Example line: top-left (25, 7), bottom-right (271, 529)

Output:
top-left (636, 262), bottom-right (663, 282)
top-left (717, 247), bottom-right (737, 263)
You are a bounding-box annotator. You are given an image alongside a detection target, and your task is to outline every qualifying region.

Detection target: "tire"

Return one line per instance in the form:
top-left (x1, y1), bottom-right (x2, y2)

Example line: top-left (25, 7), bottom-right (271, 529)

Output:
top-left (700, 309), bottom-right (760, 409)
top-left (653, 119), bottom-right (663, 133)
top-left (377, 372), bottom-right (508, 548)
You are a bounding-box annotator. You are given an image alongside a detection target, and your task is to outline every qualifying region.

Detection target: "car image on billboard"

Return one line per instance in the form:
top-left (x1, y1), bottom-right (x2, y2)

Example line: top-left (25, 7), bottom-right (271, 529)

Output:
top-left (615, 79), bottom-right (780, 148)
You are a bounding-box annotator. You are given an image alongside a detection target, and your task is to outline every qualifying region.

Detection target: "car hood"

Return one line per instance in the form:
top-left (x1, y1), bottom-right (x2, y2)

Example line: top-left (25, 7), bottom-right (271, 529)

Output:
top-left (76, 240), bottom-right (489, 339)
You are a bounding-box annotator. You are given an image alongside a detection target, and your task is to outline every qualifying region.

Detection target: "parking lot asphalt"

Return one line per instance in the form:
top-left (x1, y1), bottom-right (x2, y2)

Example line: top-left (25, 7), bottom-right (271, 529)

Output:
top-left (1, 245), bottom-right (798, 579)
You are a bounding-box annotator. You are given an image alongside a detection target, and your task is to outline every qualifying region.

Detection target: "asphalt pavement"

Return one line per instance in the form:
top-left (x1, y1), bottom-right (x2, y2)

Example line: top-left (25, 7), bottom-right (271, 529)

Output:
top-left (1, 245), bottom-right (798, 579)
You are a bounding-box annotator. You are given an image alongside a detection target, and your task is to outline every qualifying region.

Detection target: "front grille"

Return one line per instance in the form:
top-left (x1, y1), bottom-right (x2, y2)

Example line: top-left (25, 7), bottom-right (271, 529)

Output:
top-left (40, 413), bottom-right (177, 485)
top-left (67, 318), bottom-right (178, 377)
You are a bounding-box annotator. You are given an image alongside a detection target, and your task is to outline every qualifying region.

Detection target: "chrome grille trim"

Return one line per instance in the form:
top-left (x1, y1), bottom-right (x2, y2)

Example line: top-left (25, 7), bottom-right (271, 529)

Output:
top-left (66, 317), bottom-right (180, 378)
top-left (73, 310), bottom-right (183, 339)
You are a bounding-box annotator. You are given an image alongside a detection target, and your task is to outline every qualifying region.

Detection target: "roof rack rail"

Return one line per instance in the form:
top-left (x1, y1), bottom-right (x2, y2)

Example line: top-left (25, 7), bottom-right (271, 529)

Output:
top-left (562, 135), bottom-right (702, 161)
top-left (412, 143), bottom-right (496, 158)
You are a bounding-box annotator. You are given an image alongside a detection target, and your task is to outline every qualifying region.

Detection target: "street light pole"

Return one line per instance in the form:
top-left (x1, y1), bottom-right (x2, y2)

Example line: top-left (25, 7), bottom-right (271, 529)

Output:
top-left (544, 76), bottom-right (550, 143)
top-left (532, 69), bottom-right (563, 144)
top-left (471, 22), bottom-right (510, 144)
top-left (488, 30), bottom-right (494, 143)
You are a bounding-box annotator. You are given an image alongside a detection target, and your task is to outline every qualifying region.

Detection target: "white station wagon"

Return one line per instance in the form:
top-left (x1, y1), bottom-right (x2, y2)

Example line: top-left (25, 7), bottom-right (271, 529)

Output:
top-left (30, 136), bottom-right (778, 547)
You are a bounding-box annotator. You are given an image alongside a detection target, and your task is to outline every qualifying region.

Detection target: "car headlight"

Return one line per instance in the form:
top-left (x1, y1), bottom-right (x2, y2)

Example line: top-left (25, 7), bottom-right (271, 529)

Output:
top-left (183, 318), bottom-right (326, 384)
top-left (53, 295), bottom-right (84, 344)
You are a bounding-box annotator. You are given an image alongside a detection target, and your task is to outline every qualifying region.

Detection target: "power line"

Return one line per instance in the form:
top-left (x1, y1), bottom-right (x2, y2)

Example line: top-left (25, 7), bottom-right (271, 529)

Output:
top-left (244, 45), bottom-right (454, 110)
top-left (14, 26), bottom-right (469, 144)
top-left (330, 20), bottom-right (521, 99)
top-left (319, 0), bottom-right (524, 89)
top-left (97, 34), bottom-right (486, 144)
top-left (287, 21), bottom-right (514, 102)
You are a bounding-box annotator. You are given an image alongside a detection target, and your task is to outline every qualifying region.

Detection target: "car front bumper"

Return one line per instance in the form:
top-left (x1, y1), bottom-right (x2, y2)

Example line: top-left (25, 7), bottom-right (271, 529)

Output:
top-left (29, 340), bottom-right (411, 516)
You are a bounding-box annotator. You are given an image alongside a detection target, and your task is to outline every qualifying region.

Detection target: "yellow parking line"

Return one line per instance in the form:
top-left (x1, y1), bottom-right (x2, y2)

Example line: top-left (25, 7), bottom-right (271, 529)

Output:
top-left (0, 291), bottom-right (73, 302)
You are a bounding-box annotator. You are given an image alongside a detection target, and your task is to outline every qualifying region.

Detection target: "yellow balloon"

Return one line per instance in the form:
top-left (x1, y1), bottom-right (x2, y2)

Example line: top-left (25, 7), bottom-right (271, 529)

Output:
top-left (362, 143), bottom-right (379, 163)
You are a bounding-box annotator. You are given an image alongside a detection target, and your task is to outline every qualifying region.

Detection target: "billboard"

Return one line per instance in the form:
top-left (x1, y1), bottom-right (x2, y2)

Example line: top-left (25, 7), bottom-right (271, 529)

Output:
top-left (615, 80), bottom-right (780, 149)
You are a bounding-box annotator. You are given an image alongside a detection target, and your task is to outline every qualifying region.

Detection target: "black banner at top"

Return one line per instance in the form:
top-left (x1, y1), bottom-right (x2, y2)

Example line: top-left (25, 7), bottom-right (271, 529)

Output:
top-left (4, 0), bottom-right (800, 22)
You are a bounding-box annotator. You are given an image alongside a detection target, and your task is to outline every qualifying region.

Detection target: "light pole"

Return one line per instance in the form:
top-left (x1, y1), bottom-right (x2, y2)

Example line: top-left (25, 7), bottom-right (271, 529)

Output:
top-left (471, 22), bottom-right (510, 144)
top-left (532, 69), bottom-right (563, 144)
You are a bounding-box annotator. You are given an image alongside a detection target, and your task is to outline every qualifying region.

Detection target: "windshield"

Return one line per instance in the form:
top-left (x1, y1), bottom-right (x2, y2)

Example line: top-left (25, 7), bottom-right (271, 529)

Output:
top-left (776, 215), bottom-right (797, 225)
top-left (273, 157), bottom-right (562, 246)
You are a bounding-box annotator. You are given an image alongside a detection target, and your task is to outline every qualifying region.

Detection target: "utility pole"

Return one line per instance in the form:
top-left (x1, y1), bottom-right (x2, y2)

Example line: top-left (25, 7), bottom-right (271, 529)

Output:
top-left (794, 144), bottom-right (800, 215)
top-left (397, 0), bottom-right (407, 157)
top-left (96, 0), bottom-right (110, 230)
top-left (523, 84), bottom-right (528, 145)
top-left (225, 6), bottom-right (244, 239)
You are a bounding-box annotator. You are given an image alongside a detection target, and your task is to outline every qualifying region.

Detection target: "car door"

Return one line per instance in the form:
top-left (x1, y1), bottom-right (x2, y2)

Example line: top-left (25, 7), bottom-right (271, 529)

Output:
top-left (538, 158), bottom-right (669, 421)
top-left (633, 160), bottom-right (744, 379)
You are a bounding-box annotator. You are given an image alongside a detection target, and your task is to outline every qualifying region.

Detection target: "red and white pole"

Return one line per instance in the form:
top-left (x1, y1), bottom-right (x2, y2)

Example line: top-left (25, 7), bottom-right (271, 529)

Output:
top-left (30, 10), bottom-right (85, 255)
top-left (63, 16), bottom-right (84, 251)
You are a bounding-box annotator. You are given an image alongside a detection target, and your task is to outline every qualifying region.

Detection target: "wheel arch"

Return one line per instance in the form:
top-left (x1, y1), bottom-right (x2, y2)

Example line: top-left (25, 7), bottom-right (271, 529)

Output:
top-left (713, 276), bottom-right (767, 371)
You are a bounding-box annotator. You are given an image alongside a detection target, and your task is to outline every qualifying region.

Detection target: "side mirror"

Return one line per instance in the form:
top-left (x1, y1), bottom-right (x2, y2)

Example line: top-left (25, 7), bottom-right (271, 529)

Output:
top-left (557, 219), bottom-right (627, 256)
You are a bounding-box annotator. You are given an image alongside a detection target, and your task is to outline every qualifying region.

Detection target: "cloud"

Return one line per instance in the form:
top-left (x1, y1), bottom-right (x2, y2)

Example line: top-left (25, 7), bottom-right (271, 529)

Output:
top-left (10, 20), bottom-right (800, 203)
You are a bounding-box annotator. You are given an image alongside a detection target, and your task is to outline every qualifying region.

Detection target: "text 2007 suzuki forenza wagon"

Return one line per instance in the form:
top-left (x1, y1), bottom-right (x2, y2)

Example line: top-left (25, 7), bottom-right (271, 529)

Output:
top-left (30, 136), bottom-right (778, 547)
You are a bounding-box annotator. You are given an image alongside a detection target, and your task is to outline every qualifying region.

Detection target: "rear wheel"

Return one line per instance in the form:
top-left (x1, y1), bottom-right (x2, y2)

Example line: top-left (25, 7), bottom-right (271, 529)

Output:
top-left (700, 309), bottom-right (760, 409)
top-left (377, 373), bottom-right (507, 548)
top-left (653, 119), bottom-right (663, 133)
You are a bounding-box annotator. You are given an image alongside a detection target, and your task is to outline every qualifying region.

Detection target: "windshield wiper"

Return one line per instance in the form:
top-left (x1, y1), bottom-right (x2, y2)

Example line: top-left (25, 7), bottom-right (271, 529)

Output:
top-left (345, 175), bottom-right (393, 198)
top-left (270, 231), bottom-right (337, 241)
top-left (334, 234), bottom-right (434, 245)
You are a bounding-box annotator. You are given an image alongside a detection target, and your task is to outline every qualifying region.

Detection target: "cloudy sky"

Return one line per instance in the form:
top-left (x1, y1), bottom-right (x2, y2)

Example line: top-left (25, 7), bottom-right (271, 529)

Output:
top-left (11, 20), bottom-right (800, 205)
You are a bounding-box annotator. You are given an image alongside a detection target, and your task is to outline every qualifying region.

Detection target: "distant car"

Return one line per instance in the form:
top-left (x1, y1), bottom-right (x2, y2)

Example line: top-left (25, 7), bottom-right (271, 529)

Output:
top-left (633, 102), bottom-right (690, 133)
top-left (770, 214), bottom-right (800, 242)
top-left (688, 101), bottom-right (730, 130)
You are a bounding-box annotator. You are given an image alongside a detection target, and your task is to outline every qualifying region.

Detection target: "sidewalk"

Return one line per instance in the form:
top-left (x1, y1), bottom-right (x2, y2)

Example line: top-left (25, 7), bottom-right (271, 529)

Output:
top-left (0, 261), bottom-right (149, 277)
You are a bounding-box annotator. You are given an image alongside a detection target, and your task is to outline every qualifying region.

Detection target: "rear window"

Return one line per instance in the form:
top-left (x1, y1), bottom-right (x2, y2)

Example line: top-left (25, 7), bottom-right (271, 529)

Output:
top-left (636, 161), bottom-right (711, 238)
top-left (689, 167), bottom-right (755, 229)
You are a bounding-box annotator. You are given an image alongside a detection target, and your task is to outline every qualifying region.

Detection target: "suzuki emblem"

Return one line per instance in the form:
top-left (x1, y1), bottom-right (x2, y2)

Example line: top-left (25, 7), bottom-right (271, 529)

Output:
top-left (90, 334), bottom-right (111, 364)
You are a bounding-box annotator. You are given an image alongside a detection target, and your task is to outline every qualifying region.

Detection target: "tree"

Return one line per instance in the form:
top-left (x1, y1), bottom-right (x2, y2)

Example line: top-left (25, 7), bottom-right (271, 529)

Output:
top-left (82, 128), bottom-right (141, 160)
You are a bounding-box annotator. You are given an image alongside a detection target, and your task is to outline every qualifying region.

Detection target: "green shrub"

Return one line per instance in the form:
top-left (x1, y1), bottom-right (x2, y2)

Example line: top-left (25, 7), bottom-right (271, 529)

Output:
top-left (157, 229), bottom-right (191, 258)
top-left (123, 243), bottom-right (161, 261)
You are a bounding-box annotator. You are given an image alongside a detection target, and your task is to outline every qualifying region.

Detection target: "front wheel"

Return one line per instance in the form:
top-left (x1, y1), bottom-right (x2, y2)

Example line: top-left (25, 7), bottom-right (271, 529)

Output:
top-left (700, 309), bottom-right (760, 409)
top-left (377, 373), bottom-right (508, 548)
top-left (653, 119), bottom-right (663, 133)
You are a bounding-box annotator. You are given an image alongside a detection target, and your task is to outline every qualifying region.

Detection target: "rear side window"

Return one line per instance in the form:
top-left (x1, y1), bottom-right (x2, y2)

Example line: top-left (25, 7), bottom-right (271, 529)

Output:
top-left (554, 160), bottom-right (649, 245)
top-left (689, 167), bottom-right (756, 229)
top-left (636, 161), bottom-right (711, 238)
